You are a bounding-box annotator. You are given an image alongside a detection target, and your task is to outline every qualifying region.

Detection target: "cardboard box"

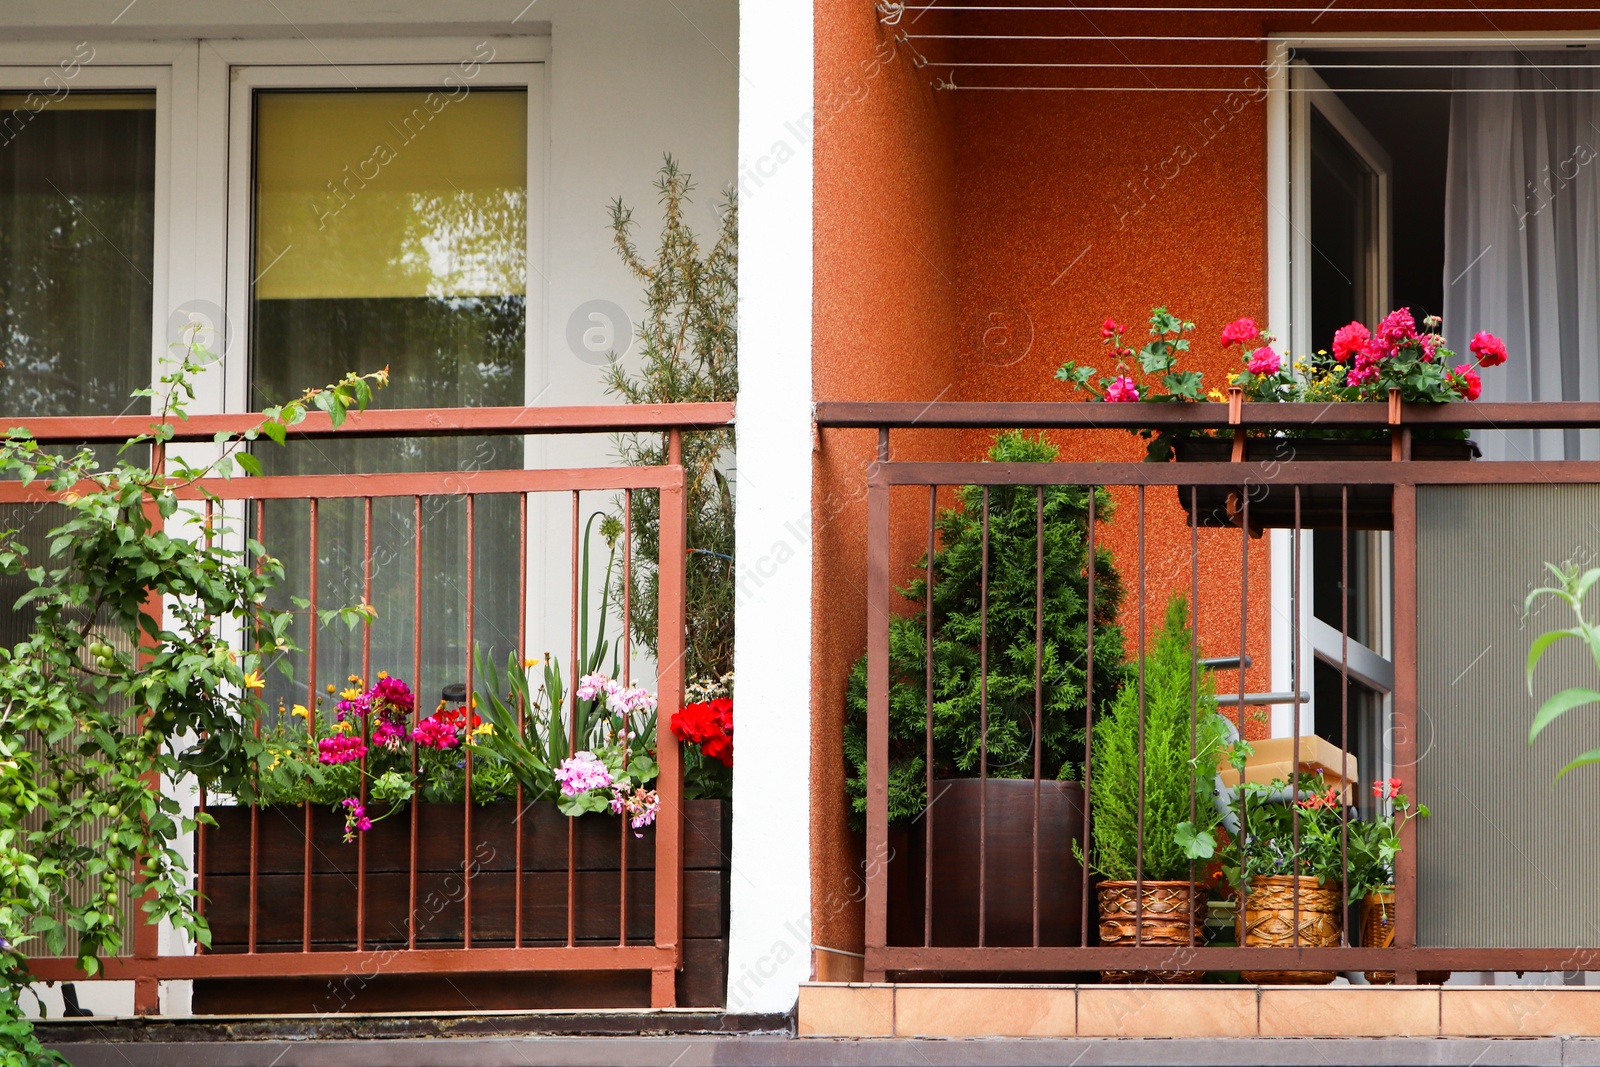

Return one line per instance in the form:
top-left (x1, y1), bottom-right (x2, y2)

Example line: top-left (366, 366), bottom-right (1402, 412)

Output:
top-left (1217, 735), bottom-right (1359, 802)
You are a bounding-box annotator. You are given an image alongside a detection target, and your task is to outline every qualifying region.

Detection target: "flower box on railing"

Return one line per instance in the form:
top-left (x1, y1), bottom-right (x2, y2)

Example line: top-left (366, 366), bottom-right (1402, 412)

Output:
top-left (193, 799), bottom-right (730, 1012)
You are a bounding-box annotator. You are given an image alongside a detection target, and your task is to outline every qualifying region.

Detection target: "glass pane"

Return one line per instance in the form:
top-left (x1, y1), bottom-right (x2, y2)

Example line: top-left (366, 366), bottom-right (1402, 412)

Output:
top-left (249, 89), bottom-right (527, 714)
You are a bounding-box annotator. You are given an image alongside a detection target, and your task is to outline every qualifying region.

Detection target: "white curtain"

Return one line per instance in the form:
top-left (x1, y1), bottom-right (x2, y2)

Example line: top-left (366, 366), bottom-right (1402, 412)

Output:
top-left (1443, 52), bottom-right (1600, 460)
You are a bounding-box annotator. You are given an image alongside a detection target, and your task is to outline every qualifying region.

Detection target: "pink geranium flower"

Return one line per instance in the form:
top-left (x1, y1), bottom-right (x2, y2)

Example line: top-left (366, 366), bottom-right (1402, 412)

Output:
top-left (1220, 317), bottom-right (1258, 348)
top-left (1331, 321), bottom-right (1370, 363)
top-left (1103, 376), bottom-right (1140, 402)
top-left (411, 717), bottom-right (460, 750)
top-left (1451, 364), bottom-right (1483, 401)
top-left (1469, 331), bottom-right (1508, 367)
top-left (1246, 346), bottom-right (1281, 376)
top-left (318, 735), bottom-right (368, 765)
top-left (555, 751), bottom-right (614, 797)
top-left (1376, 307), bottom-right (1418, 345)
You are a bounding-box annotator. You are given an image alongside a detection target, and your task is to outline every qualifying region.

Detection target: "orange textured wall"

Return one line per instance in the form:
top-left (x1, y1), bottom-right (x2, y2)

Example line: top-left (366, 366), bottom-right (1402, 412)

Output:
top-left (809, 0), bottom-right (1582, 967)
top-left (811, 0), bottom-right (960, 977)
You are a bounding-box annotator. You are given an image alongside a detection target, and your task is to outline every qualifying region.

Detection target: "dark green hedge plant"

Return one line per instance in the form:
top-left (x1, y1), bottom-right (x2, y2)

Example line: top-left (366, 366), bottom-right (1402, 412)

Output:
top-left (1086, 593), bottom-right (1229, 882)
top-left (844, 431), bottom-right (1128, 826)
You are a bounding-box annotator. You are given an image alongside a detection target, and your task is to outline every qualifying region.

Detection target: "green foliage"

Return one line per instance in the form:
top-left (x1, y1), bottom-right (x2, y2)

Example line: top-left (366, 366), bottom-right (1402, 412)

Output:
top-left (1344, 783), bottom-right (1428, 903)
top-left (1055, 306), bottom-right (1198, 404)
top-left (1086, 594), bottom-right (1229, 881)
top-left (844, 432), bottom-right (1128, 826)
top-left (0, 329), bottom-right (382, 1050)
top-left (603, 156), bottom-right (737, 681)
top-left (1525, 561), bottom-right (1600, 780)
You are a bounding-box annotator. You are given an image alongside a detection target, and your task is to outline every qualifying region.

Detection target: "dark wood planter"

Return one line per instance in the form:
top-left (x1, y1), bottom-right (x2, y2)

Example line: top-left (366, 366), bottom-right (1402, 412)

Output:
top-left (193, 800), bottom-right (730, 1012)
top-left (891, 778), bottom-right (1086, 949)
top-left (1171, 435), bottom-right (1478, 531)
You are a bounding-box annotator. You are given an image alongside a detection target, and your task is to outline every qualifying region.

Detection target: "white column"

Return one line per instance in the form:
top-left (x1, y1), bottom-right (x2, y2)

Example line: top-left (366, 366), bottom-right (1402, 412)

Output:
top-left (727, 0), bottom-right (814, 1014)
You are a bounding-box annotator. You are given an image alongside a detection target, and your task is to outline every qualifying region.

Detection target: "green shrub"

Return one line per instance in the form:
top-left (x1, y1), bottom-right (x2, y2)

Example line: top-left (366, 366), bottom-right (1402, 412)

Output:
top-left (844, 431), bottom-right (1128, 826)
top-left (1086, 593), bottom-right (1230, 882)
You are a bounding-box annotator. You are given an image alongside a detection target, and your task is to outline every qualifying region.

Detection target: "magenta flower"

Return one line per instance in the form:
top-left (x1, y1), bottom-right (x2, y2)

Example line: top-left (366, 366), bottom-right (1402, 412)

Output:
top-left (340, 798), bottom-right (373, 842)
top-left (411, 717), bottom-right (460, 750)
top-left (1451, 364), bottom-right (1483, 401)
top-left (1376, 307), bottom-right (1418, 346)
top-left (1220, 317), bottom-right (1258, 348)
top-left (611, 785), bottom-right (660, 836)
top-left (1103, 376), bottom-right (1140, 403)
top-left (1246, 346), bottom-right (1281, 376)
top-left (1469, 331), bottom-right (1508, 367)
top-left (318, 735), bottom-right (368, 765)
top-left (1331, 321), bottom-right (1370, 363)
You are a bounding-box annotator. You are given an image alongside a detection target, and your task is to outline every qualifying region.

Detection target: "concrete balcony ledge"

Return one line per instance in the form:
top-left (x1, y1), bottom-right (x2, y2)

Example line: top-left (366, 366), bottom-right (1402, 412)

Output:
top-left (799, 982), bottom-right (1600, 1041)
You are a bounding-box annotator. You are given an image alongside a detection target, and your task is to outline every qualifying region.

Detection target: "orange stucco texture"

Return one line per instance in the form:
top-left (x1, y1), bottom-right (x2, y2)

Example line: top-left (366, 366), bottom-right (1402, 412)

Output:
top-left (808, 0), bottom-right (1575, 970)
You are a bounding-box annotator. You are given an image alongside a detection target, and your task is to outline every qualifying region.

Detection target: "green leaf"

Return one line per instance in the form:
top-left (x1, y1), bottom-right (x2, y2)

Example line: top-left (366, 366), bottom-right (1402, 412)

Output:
top-left (235, 451), bottom-right (262, 477)
top-left (1530, 687), bottom-right (1600, 743)
top-left (1555, 746), bottom-right (1600, 782)
top-left (261, 420), bottom-right (287, 445)
top-left (1138, 341), bottom-right (1174, 374)
top-left (1162, 370), bottom-right (1203, 400)
top-left (1174, 821), bottom-right (1215, 860)
top-left (1527, 628), bottom-right (1583, 691)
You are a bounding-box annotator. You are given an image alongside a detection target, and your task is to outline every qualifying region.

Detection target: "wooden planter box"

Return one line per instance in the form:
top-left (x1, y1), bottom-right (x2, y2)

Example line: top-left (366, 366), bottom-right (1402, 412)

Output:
top-left (1172, 435), bottom-right (1478, 531)
top-left (193, 800), bottom-right (730, 1012)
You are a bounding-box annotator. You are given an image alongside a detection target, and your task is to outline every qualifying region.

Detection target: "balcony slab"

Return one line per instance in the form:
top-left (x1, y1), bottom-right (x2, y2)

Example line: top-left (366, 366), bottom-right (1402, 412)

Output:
top-left (800, 981), bottom-right (1600, 1040)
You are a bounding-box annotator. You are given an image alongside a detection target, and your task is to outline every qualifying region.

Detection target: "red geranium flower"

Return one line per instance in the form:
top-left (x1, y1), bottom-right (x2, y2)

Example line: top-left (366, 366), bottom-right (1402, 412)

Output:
top-left (1220, 317), bottom-right (1258, 348)
top-left (1469, 331), bottom-right (1508, 367)
top-left (1331, 322), bottom-right (1370, 363)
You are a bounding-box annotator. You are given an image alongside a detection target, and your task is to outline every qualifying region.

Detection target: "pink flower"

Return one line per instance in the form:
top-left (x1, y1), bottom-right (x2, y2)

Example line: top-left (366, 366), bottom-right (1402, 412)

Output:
top-left (370, 676), bottom-right (415, 715)
top-left (1246, 346), bottom-right (1281, 376)
top-left (1376, 307), bottom-right (1418, 345)
top-left (1470, 331), bottom-right (1508, 367)
top-left (340, 798), bottom-right (373, 842)
top-left (611, 785), bottom-right (661, 836)
top-left (1100, 318), bottom-right (1125, 339)
top-left (1451, 364), bottom-right (1483, 401)
top-left (318, 735), bottom-right (368, 765)
top-left (1220, 317), bottom-right (1258, 348)
top-left (1345, 361), bottom-right (1380, 387)
top-left (372, 719), bottom-right (407, 751)
top-left (411, 717), bottom-right (460, 750)
top-left (555, 751), bottom-right (613, 797)
top-left (1103, 376), bottom-right (1140, 403)
top-left (1420, 335), bottom-right (1440, 363)
top-left (1331, 322), bottom-right (1370, 363)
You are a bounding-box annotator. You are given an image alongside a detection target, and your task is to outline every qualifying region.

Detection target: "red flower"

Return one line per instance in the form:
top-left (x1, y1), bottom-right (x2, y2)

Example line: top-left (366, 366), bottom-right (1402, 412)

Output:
top-left (1451, 364), bottom-right (1482, 401)
top-left (672, 697), bottom-right (733, 768)
top-left (1220, 317), bottom-right (1258, 348)
top-left (1331, 322), bottom-right (1370, 363)
top-left (1470, 331), bottom-right (1508, 367)
top-left (1100, 318), bottom-right (1125, 340)
top-left (1376, 307), bottom-right (1418, 346)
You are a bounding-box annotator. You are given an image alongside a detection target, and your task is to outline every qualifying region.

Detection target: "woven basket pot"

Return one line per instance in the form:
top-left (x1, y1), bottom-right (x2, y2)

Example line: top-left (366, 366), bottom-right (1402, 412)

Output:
top-left (1360, 888), bottom-right (1450, 985)
top-left (1096, 880), bottom-right (1204, 983)
top-left (1237, 875), bottom-right (1341, 984)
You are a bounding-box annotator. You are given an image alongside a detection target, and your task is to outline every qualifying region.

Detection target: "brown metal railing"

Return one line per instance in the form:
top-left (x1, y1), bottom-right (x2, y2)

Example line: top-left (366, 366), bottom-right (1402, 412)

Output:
top-left (819, 397), bottom-right (1600, 983)
top-left (9, 403), bottom-right (732, 1012)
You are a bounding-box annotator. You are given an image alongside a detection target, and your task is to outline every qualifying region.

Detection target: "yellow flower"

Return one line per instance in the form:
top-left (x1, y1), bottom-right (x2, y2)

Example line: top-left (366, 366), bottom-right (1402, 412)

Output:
top-left (523, 657), bottom-right (541, 668)
top-left (334, 720), bottom-right (355, 734)
top-left (348, 674), bottom-right (362, 684)
top-left (326, 684), bottom-right (336, 694)
top-left (473, 722), bottom-right (494, 737)
top-left (1206, 388), bottom-right (1226, 403)
top-left (242, 671), bottom-right (265, 691)
top-left (291, 704), bottom-right (309, 719)
top-left (377, 670), bottom-right (388, 680)
top-left (1226, 372), bottom-right (1241, 385)
top-left (340, 687), bottom-right (362, 701)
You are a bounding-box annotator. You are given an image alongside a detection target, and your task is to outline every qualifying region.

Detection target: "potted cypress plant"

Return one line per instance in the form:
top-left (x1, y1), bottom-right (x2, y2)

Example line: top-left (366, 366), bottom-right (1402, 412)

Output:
top-left (1086, 593), bottom-right (1229, 982)
top-left (843, 430), bottom-right (1128, 947)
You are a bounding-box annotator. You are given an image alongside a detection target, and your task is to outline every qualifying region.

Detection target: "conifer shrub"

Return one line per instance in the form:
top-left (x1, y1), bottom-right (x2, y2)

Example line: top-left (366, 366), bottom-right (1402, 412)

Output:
top-left (1086, 593), bottom-right (1230, 882)
top-left (843, 431), bottom-right (1128, 826)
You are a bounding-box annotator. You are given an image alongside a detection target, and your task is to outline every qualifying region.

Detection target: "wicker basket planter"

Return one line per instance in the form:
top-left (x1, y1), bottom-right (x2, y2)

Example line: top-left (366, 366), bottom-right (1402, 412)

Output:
top-left (1096, 880), bottom-right (1204, 983)
top-left (1360, 887), bottom-right (1450, 985)
top-left (1237, 874), bottom-right (1342, 984)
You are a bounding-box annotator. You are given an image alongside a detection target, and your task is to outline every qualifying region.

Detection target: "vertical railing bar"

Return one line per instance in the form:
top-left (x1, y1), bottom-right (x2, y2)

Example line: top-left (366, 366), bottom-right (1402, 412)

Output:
top-left (652, 428), bottom-right (689, 1006)
top-left (1032, 485), bottom-right (1043, 949)
top-left (1081, 489), bottom-right (1095, 947)
top-left (620, 489), bottom-right (633, 946)
top-left (1340, 486), bottom-right (1351, 946)
top-left (303, 498), bottom-right (319, 953)
top-left (865, 457), bottom-right (890, 975)
top-left (924, 484), bottom-right (936, 950)
top-left (1135, 485), bottom-right (1146, 944)
top-left (357, 495), bottom-right (373, 953)
top-left (409, 496), bottom-right (423, 952)
top-left (1291, 486), bottom-right (1302, 948)
top-left (1189, 485), bottom-right (1200, 948)
top-left (516, 493), bottom-right (529, 949)
top-left (197, 499), bottom-right (214, 933)
top-left (1393, 432), bottom-right (1420, 984)
top-left (464, 493), bottom-right (476, 949)
top-left (568, 490), bottom-right (580, 949)
top-left (1238, 485), bottom-right (1250, 919)
top-left (978, 486), bottom-right (990, 949)
top-left (249, 499), bottom-right (264, 955)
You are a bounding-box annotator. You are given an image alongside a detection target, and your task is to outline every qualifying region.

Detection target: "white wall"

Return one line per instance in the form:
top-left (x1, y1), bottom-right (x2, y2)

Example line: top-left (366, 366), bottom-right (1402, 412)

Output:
top-left (727, 0), bottom-right (813, 1014)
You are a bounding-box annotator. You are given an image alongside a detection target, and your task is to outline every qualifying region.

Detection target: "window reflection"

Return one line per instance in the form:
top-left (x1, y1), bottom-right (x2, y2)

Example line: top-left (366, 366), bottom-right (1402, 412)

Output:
top-left (249, 89), bottom-right (528, 713)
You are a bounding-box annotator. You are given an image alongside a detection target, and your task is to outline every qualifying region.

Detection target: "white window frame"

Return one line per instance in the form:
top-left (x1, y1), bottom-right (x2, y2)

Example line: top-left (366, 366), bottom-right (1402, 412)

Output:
top-left (218, 45), bottom-right (548, 417)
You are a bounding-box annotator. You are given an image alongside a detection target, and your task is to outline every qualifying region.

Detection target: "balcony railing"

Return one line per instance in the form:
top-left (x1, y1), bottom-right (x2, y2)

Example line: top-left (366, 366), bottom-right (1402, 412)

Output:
top-left (8, 403), bottom-right (734, 1013)
top-left (817, 398), bottom-right (1600, 984)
